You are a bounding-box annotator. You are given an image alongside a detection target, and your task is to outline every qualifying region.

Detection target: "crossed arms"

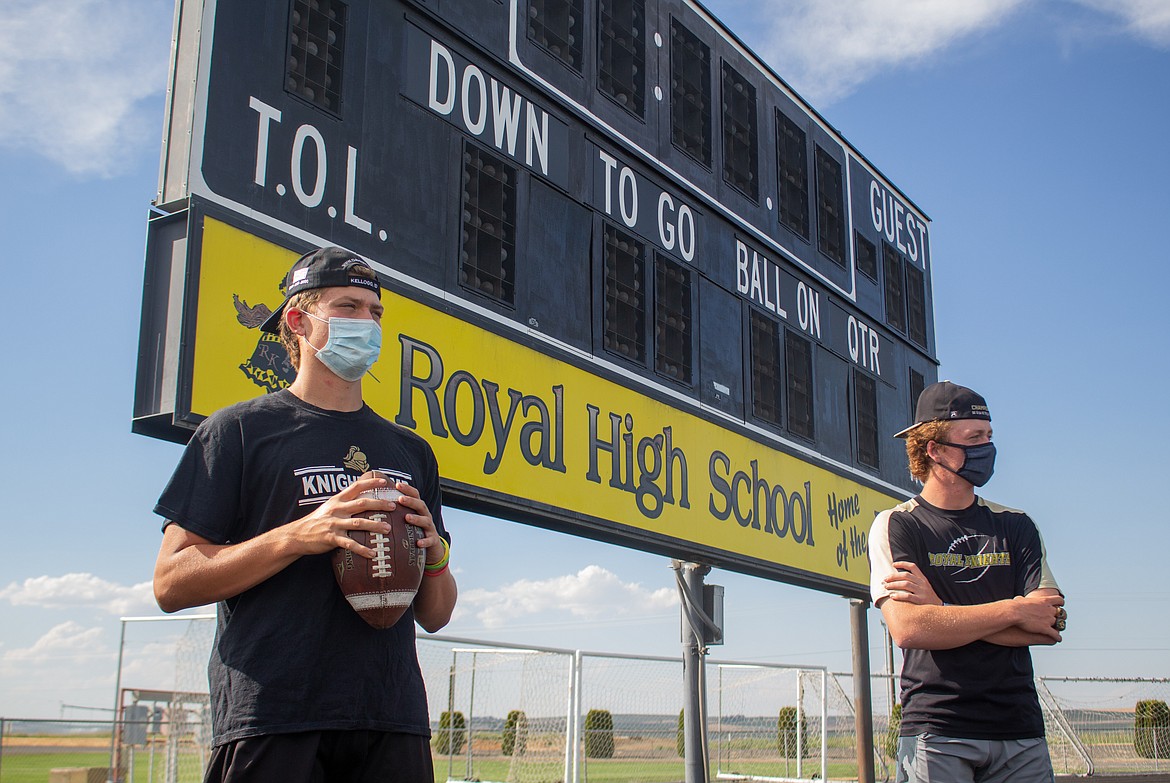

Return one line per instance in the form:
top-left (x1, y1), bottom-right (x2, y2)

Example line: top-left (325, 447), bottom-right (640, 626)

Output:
top-left (878, 561), bottom-right (1064, 650)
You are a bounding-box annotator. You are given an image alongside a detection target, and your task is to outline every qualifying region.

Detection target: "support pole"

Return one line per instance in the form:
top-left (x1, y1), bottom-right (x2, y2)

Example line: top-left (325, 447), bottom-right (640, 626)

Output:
top-left (677, 561), bottom-right (710, 783)
top-left (850, 598), bottom-right (875, 783)
top-left (108, 619), bottom-right (128, 783)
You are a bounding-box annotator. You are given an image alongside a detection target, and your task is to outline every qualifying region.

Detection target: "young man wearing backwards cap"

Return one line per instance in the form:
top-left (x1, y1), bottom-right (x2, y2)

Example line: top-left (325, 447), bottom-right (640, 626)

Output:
top-left (869, 381), bottom-right (1066, 783)
top-left (152, 247), bottom-right (457, 782)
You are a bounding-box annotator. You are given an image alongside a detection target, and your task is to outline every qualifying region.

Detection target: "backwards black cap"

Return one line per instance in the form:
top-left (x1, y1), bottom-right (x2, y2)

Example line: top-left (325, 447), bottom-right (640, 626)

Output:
top-left (894, 381), bottom-right (991, 438)
top-left (259, 247), bottom-right (381, 334)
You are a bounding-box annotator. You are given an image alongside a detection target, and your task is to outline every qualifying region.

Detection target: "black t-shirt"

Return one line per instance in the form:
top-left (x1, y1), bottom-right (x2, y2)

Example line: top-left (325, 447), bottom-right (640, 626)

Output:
top-left (869, 496), bottom-right (1059, 740)
top-left (155, 390), bottom-right (447, 746)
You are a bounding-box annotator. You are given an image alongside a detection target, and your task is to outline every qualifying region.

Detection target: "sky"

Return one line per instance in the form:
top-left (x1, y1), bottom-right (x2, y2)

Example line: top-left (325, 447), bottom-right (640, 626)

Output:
top-left (1, 0), bottom-right (1168, 720)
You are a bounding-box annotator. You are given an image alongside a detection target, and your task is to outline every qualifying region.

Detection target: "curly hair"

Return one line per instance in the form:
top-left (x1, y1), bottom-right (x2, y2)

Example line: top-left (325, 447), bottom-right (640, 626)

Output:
top-left (277, 289), bottom-right (324, 370)
top-left (905, 420), bottom-right (953, 483)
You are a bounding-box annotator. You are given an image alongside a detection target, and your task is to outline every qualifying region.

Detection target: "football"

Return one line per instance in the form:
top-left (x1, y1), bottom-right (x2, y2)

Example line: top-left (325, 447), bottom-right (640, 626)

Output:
top-left (331, 470), bottom-right (425, 629)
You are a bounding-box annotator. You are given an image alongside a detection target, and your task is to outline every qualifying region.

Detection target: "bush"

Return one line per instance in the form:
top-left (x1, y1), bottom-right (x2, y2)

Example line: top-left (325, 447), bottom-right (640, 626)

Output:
top-left (1135, 699), bottom-right (1170, 759)
top-left (585, 708), bottom-right (615, 759)
top-left (884, 703), bottom-right (903, 759)
top-left (677, 709), bottom-right (685, 758)
top-left (777, 706), bottom-right (808, 758)
top-left (434, 710), bottom-right (466, 755)
top-left (502, 710), bottom-right (528, 756)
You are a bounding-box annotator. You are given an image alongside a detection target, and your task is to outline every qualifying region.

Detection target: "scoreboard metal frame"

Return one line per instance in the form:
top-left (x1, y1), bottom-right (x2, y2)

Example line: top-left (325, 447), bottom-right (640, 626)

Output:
top-left (135, 0), bottom-right (939, 597)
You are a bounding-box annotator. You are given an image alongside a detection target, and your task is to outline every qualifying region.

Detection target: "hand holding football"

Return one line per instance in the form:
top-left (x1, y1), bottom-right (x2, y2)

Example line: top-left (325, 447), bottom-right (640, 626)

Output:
top-left (331, 470), bottom-right (425, 629)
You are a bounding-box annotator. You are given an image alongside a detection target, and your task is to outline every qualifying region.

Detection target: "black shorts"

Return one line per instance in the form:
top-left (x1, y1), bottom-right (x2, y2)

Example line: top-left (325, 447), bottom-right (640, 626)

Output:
top-left (204, 730), bottom-right (434, 783)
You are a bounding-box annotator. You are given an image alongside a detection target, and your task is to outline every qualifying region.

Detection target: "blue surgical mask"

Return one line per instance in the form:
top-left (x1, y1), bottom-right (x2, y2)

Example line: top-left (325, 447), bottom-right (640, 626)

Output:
top-left (301, 311), bottom-right (382, 382)
top-left (934, 440), bottom-right (997, 487)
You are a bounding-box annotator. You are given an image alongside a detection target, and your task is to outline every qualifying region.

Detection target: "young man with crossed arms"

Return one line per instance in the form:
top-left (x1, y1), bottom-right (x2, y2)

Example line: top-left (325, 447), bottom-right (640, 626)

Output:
top-left (869, 381), bottom-right (1066, 783)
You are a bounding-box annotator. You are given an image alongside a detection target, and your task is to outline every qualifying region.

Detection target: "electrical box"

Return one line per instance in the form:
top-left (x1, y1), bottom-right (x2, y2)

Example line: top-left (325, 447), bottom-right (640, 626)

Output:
top-left (703, 584), bottom-right (725, 646)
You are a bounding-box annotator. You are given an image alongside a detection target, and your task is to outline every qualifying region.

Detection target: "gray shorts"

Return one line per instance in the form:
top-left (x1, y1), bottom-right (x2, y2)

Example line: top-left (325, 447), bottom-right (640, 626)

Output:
top-left (895, 733), bottom-right (1055, 783)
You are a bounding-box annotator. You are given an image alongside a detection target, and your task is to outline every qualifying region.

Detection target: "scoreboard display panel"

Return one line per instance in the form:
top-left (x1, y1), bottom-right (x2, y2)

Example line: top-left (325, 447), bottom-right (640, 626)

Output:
top-left (135, 0), bottom-right (939, 596)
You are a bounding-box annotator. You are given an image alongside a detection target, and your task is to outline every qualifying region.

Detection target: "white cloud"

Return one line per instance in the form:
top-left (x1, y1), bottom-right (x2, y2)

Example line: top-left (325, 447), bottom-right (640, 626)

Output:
top-left (0, 573), bottom-right (157, 615)
top-left (0, 615), bottom-right (212, 715)
top-left (460, 565), bottom-right (677, 628)
top-left (740, 0), bottom-right (1170, 104)
top-left (2, 621), bottom-right (105, 663)
top-left (1072, 0), bottom-right (1170, 45)
top-left (0, 622), bottom-right (118, 715)
top-left (0, 0), bottom-right (173, 177)
top-left (750, 0), bottom-right (1028, 104)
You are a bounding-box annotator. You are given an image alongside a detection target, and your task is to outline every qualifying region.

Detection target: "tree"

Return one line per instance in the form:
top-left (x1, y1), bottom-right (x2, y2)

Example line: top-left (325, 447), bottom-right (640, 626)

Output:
top-left (884, 703), bottom-right (902, 759)
top-left (1135, 700), bottom-right (1170, 759)
top-left (502, 709), bottom-right (528, 756)
top-left (777, 706), bottom-right (807, 759)
top-left (585, 708), bottom-right (615, 759)
top-left (434, 710), bottom-right (466, 755)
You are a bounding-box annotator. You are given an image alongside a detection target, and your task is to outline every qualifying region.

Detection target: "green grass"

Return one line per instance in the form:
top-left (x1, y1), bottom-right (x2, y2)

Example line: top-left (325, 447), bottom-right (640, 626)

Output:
top-left (435, 757), bottom-right (687, 783)
top-left (0, 748), bottom-right (207, 783)
top-left (0, 750), bottom-right (858, 783)
top-left (432, 756), bottom-right (866, 783)
top-left (1, 752), bottom-right (104, 783)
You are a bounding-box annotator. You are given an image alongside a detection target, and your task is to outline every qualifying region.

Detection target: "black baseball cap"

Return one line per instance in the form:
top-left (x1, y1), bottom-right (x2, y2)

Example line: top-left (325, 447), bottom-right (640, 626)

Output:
top-left (894, 381), bottom-right (991, 438)
top-left (260, 247), bottom-right (381, 333)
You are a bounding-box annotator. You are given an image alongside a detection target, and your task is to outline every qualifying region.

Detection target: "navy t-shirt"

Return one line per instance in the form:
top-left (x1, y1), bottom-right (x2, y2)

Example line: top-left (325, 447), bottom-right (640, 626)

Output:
top-left (869, 496), bottom-right (1059, 739)
top-left (155, 390), bottom-right (447, 746)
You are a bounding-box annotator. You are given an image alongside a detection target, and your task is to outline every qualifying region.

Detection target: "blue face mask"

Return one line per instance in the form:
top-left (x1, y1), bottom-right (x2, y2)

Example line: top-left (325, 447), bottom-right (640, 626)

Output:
top-left (301, 311), bottom-right (382, 381)
top-left (934, 440), bottom-right (997, 487)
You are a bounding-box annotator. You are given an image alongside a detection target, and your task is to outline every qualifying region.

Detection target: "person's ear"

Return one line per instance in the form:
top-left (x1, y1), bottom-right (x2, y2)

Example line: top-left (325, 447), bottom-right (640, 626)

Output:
top-left (285, 308), bottom-right (308, 337)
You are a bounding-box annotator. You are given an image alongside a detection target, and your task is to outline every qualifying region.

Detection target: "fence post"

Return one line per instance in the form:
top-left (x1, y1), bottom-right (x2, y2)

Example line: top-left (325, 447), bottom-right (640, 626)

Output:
top-left (108, 619), bottom-right (128, 783)
top-left (820, 669), bottom-right (829, 782)
top-left (446, 655), bottom-right (457, 782)
top-left (715, 667), bottom-right (723, 775)
top-left (1155, 718), bottom-right (1160, 774)
top-left (796, 675), bottom-right (804, 780)
top-left (564, 651), bottom-right (581, 783)
top-left (466, 652), bottom-right (478, 780)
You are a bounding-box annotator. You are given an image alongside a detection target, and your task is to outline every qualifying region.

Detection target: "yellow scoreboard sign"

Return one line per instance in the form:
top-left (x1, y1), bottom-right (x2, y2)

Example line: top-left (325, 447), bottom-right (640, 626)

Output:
top-left (185, 214), bottom-right (893, 595)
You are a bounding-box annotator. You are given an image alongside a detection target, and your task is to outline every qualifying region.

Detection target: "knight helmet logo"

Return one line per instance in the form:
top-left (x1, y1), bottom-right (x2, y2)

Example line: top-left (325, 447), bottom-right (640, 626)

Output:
top-left (343, 446), bottom-right (370, 474)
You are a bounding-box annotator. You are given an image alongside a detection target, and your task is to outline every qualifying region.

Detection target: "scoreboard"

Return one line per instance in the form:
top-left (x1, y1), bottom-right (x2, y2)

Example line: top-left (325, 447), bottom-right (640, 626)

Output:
top-left (134, 0), bottom-right (938, 597)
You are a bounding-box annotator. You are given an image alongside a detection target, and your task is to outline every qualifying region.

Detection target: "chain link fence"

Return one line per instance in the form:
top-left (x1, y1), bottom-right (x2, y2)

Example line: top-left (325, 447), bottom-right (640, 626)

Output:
top-left (0, 715), bottom-right (207, 783)
top-left (1038, 677), bottom-right (1170, 777)
top-left (3, 616), bottom-right (1167, 782)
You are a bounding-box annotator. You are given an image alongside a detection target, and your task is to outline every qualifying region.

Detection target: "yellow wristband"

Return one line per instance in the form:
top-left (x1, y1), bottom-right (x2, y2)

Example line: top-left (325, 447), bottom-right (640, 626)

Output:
top-left (425, 537), bottom-right (450, 571)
